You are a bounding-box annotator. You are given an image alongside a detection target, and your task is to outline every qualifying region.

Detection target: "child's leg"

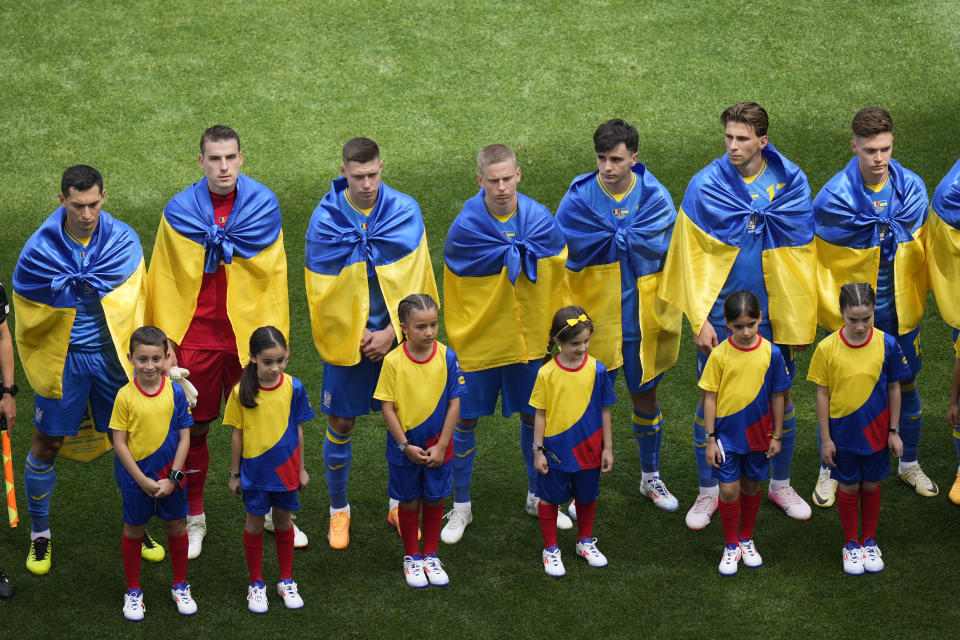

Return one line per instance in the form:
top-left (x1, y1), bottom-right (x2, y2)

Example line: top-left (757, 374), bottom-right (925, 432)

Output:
top-left (162, 518), bottom-right (189, 585)
top-left (398, 499), bottom-right (421, 557)
top-left (271, 508), bottom-right (295, 581)
top-left (122, 523), bottom-right (146, 590)
top-left (738, 479), bottom-right (761, 540)
top-left (717, 480), bottom-right (740, 546)
top-left (244, 513), bottom-right (266, 584)
top-left (421, 500), bottom-right (444, 556)
top-left (537, 501), bottom-right (559, 549)
top-left (859, 481), bottom-right (881, 542)
top-left (836, 483), bottom-right (861, 543)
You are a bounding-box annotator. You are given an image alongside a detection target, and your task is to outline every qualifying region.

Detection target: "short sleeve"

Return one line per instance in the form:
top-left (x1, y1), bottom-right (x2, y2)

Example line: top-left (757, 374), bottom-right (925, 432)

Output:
top-left (529, 369), bottom-right (547, 410)
top-left (109, 386), bottom-right (132, 432)
top-left (885, 338), bottom-right (913, 384)
top-left (445, 349), bottom-right (467, 400)
top-left (806, 344), bottom-right (829, 387)
top-left (291, 378), bottom-right (316, 424)
top-left (769, 346), bottom-right (792, 393)
top-left (171, 382), bottom-right (195, 430)
top-left (595, 360), bottom-right (617, 407)
top-left (222, 387), bottom-right (243, 429)
top-left (698, 349), bottom-right (723, 393)
top-left (373, 352), bottom-right (398, 403)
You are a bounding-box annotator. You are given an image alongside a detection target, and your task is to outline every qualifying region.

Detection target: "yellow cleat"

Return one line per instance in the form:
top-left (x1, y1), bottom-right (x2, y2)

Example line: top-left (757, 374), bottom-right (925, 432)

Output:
top-left (328, 511), bottom-right (350, 550)
top-left (26, 537), bottom-right (51, 575)
top-left (949, 473), bottom-right (960, 505)
top-left (812, 469), bottom-right (838, 508)
top-left (387, 508), bottom-right (421, 540)
top-left (898, 464), bottom-right (939, 497)
top-left (141, 531), bottom-right (166, 563)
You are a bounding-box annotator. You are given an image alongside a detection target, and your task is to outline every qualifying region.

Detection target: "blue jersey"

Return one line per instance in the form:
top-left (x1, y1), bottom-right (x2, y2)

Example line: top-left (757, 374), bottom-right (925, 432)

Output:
top-left (338, 189), bottom-right (389, 332)
top-left (864, 178), bottom-right (897, 328)
top-left (66, 231), bottom-right (112, 351)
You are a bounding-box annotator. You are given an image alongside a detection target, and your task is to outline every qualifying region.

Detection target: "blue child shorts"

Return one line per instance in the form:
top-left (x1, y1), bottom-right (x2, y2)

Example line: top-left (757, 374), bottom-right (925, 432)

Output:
top-left (712, 450), bottom-right (771, 484)
top-left (536, 466), bottom-right (601, 506)
top-left (243, 489), bottom-right (301, 515)
top-left (388, 460), bottom-right (453, 502)
top-left (121, 486), bottom-right (188, 526)
top-left (831, 448), bottom-right (891, 485)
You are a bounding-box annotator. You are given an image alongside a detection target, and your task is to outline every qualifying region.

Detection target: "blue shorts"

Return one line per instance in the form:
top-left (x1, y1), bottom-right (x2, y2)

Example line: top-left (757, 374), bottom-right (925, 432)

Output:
top-left (460, 360), bottom-right (540, 419)
top-left (606, 340), bottom-right (663, 393)
top-left (387, 460), bottom-right (452, 502)
top-left (712, 450), bottom-right (770, 484)
top-left (894, 326), bottom-right (922, 377)
top-left (321, 356), bottom-right (383, 418)
top-left (121, 486), bottom-right (188, 526)
top-left (242, 489), bottom-right (301, 515)
top-left (34, 349), bottom-right (128, 436)
top-left (831, 448), bottom-right (891, 485)
top-left (696, 323), bottom-right (797, 381)
top-left (536, 466), bottom-right (601, 505)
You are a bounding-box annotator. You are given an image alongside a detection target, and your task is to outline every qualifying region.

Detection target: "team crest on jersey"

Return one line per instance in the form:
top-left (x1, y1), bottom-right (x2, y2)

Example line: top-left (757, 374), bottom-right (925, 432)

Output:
top-left (458, 375), bottom-right (465, 385)
top-left (322, 390), bottom-right (332, 409)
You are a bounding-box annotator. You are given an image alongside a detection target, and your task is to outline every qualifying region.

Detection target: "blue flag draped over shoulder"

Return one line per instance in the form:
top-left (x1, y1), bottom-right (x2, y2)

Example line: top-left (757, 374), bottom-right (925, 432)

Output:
top-left (147, 174), bottom-right (289, 359)
top-left (443, 190), bottom-right (567, 371)
top-left (14, 209), bottom-right (145, 397)
top-left (814, 157), bottom-right (928, 333)
top-left (660, 144), bottom-right (817, 345)
top-left (927, 157), bottom-right (960, 328)
top-left (555, 165), bottom-right (681, 378)
top-left (305, 177), bottom-right (438, 367)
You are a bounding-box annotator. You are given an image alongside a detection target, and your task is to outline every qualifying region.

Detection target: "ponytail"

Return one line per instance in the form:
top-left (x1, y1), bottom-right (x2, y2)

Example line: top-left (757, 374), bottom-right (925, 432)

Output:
top-left (237, 325), bottom-right (288, 409)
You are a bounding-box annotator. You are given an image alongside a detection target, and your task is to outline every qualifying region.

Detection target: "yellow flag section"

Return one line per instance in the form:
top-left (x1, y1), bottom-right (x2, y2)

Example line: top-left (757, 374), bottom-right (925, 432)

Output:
top-left (13, 263), bottom-right (144, 399)
top-left (59, 405), bottom-right (113, 462)
top-left (147, 216), bottom-right (289, 363)
top-left (444, 249), bottom-right (568, 372)
top-left (306, 235), bottom-right (437, 367)
top-left (815, 226), bottom-right (926, 334)
top-left (927, 209), bottom-right (960, 328)
top-left (764, 244), bottom-right (817, 345)
top-left (636, 272), bottom-right (682, 383)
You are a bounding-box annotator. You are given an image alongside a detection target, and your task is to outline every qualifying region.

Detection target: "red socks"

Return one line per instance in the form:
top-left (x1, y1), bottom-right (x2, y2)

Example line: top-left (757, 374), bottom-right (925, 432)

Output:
top-left (122, 534), bottom-right (142, 590)
top-left (738, 491), bottom-right (761, 540)
top-left (421, 503), bottom-right (444, 556)
top-left (538, 502), bottom-right (558, 549)
top-left (168, 530), bottom-right (189, 585)
top-left (860, 486), bottom-right (881, 541)
top-left (398, 506), bottom-right (420, 557)
top-left (243, 529), bottom-right (264, 584)
top-left (718, 498), bottom-right (739, 546)
top-left (186, 432), bottom-right (209, 516)
top-left (575, 500), bottom-right (596, 541)
top-left (275, 527), bottom-right (295, 580)
top-left (837, 489), bottom-right (860, 543)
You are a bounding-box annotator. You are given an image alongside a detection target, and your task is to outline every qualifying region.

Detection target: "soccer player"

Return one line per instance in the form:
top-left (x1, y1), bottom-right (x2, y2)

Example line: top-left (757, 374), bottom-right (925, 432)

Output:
top-left (441, 144), bottom-right (569, 544)
top-left (661, 102), bottom-right (817, 529)
top-left (146, 125), bottom-right (293, 558)
top-left (14, 165), bottom-right (147, 574)
top-left (0, 279), bottom-right (16, 598)
top-left (811, 107), bottom-right (933, 504)
top-left (305, 137), bottom-right (438, 549)
top-left (555, 119), bottom-right (682, 512)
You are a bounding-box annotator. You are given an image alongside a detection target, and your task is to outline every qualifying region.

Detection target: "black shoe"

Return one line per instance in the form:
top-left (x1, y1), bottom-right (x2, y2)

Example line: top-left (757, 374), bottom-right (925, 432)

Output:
top-left (0, 568), bottom-right (13, 599)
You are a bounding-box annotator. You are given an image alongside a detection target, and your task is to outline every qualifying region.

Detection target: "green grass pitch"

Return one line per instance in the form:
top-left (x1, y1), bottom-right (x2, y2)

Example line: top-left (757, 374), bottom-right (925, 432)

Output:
top-left (1, 1), bottom-right (959, 638)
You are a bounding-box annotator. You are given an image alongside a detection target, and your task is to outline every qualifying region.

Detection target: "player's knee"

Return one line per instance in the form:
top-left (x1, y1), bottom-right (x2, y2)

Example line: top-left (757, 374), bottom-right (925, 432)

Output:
top-left (459, 417), bottom-right (478, 429)
top-left (30, 429), bottom-right (62, 461)
top-left (327, 415), bottom-right (355, 435)
top-left (630, 389), bottom-right (659, 415)
top-left (190, 421), bottom-right (211, 436)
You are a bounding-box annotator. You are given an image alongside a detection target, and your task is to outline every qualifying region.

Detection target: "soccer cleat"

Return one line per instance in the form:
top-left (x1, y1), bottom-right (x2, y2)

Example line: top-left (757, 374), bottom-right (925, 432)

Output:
top-left (575, 538), bottom-right (608, 568)
top-left (387, 508), bottom-right (421, 540)
top-left (685, 494), bottom-right (718, 530)
top-left (26, 537), bottom-right (51, 575)
top-left (422, 554), bottom-right (450, 586)
top-left (264, 512), bottom-right (309, 549)
top-left (898, 464), bottom-right (939, 497)
top-left (542, 546), bottom-right (565, 578)
top-left (328, 511), bottom-right (350, 550)
top-left (639, 475), bottom-right (679, 512)
top-left (440, 507), bottom-right (473, 544)
top-left (950, 473), bottom-right (960, 505)
top-left (277, 578), bottom-right (304, 609)
top-left (0, 569), bottom-right (13, 600)
top-left (842, 541), bottom-right (864, 576)
top-left (738, 539), bottom-right (763, 568)
top-left (140, 531), bottom-right (165, 563)
top-left (861, 538), bottom-right (884, 574)
top-left (123, 588), bottom-right (145, 621)
top-left (186, 515), bottom-right (206, 560)
top-left (812, 469), bottom-right (838, 508)
top-left (247, 580), bottom-right (269, 614)
top-left (567, 501), bottom-right (577, 521)
top-left (718, 542), bottom-right (741, 576)
top-left (768, 486), bottom-right (812, 520)
top-left (524, 494), bottom-right (573, 529)
top-left (171, 581), bottom-right (197, 615)
top-left (403, 555), bottom-right (428, 588)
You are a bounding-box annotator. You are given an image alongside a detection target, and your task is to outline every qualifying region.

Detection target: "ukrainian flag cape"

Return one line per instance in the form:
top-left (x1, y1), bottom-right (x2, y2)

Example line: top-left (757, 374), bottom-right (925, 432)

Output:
top-left (660, 144), bottom-right (816, 345)
top-left (443, 190), bottom-right (567, 371)
top-left (555, 165), bottom-right (681, 380)
top-left (927, 157), bottom-right (960, 328)
top-left (305, 178), bottom-right (438, 366)
top-left (13, 209), bottom-right (145, 398)
top-left (814, 157), bottom-right (928, 333)
top-left (146, 174), bottom-right (288, 360)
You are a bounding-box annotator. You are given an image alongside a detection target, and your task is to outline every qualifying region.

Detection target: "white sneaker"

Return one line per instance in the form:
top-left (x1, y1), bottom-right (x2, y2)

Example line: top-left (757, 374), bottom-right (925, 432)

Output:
top-left (171, 581), bottom-right (197, 615)
top-left (813, 469), bottom-right (838, 508)
top-left (842, 541), bottom-right (864, 576)
top-left (440, 507), bottom-right (473, 544)
top-left (123, 588), bottom-right (145, 621)
top-left (277, 578), bottom-right (304, 609)
top-left (542, 546), bottom-right (565, 578)
top-left (403, 555), bottom-right (428, 588)
top-left (575, 538), bottom-right (608, 568)
top-left (567, 501), bottom-right (578, 521)
top-left (422, 554), bottom-right (450, 586)
top-left (640, 475), bottom-right (679, 511)
top-left (861, 538), bottom-right (884, 573)
top-left (524, 494), bottom-right (573, 529)
top-left (247, 580), bottom-right (268, 613)
top-left (685, 493), bottom-right (718, 530)
top-left (186, 514), bottom-right (206, 560)
top-left (264, 512), bottom-right (309, 548)
top-left (738, 539), bottom-right (763, 568)
top-left (768, 486), bottom-right (812, 520)
top-left (718, 543), bottom-right (741, 576)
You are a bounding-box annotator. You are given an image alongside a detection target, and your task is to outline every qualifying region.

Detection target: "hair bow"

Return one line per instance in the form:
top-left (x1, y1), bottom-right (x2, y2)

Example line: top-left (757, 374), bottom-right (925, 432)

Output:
top-left (566, 314), bottom-right (588, 327)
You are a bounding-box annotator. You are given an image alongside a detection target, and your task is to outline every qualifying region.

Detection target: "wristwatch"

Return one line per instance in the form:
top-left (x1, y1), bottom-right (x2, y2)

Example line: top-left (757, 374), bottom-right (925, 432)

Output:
top-left (888, 426), bottom-right (900, 434)
top-left (398, 441), bottom-right (411, 452)
top-left (705, 432), bottom-right (718, 440)
top-left (168, 469), bottom-right (185, 485)
top-left (1, 384), bottom-right (18, 397)
top-left (229, 470), bottom-right (241, 479)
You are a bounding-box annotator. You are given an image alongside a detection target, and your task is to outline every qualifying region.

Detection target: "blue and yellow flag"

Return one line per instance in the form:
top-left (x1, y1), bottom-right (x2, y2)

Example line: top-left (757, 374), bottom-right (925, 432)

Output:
top-left (443, 190), bottom-right (567, 372)
top-left (814, 157), bottom-right (928, 333)
top-left (927, 157), bottom-right (960, 329)
top-left (305, 178), bottom-right (438, 367)
top-left (660, 144), bottom-right (816, 345)
top-left (555, 164), bottom-right (680, 380)
top-left (146, 174), bottom-right (288, 360)
top-left (13, 209), bottom-right (145, 398)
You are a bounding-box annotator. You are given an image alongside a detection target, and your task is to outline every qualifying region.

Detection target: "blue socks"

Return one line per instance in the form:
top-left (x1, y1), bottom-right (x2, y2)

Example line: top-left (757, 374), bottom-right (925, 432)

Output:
top-left (323, 423), bottom-right (352, 509)
top-left (899, 378), bottom-right (922, 463)
top-left (633, 409), bottom-right (663, 474)
top-left (693, 406), bottom-right (718, 490)
top-left (452, 421), bottom-right (477, 503)
top-left (521, 417), bottom-right (537, 493)
top-left (771, 403), bottom-right (796, 482)
top-left (25, 452), bottom-right (56, 533)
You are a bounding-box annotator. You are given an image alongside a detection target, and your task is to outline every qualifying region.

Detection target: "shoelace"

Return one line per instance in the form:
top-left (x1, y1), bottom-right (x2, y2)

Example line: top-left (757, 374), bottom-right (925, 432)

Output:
top-left (649, 478), bottom-right (670, 496)
top-left (33, 538), bottom-right (50, 560)
top-left (143, 535), bottom-right (158, 549)
top-left (423, 557), bottom-right (444, 572)
top-left (442, 509), bottom-right (467, 526)
top-left (279, 581), bottom-right (298, 596)
top-left (692, 495), bottom-right (715, 512)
